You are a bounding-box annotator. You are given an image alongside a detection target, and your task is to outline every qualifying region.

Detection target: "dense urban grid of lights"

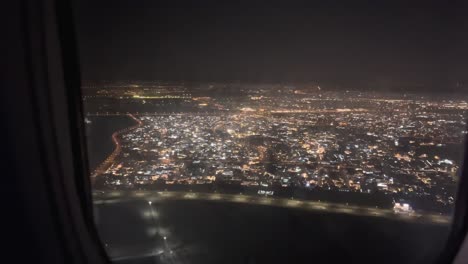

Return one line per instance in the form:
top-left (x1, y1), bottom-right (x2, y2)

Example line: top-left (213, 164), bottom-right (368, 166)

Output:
top-left (86, 83), bottom-right (467, 215)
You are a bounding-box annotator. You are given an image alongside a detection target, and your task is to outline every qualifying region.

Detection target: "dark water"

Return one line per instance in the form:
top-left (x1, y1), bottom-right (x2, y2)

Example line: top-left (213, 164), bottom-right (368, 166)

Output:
top-left (85, 116), bottom-right (136, 171)
top-left (95, 200), bottom-right (451, 264)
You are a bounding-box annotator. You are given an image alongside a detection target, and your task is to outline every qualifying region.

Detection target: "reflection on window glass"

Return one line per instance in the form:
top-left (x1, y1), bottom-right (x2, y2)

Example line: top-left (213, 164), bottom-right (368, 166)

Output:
top-left (75, 1), bottom-right (467, 263)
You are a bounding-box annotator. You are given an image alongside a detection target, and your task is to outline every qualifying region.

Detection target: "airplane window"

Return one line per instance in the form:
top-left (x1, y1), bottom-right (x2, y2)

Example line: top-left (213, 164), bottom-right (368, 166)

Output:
top-left (73, 1), bottom-right (468, 263)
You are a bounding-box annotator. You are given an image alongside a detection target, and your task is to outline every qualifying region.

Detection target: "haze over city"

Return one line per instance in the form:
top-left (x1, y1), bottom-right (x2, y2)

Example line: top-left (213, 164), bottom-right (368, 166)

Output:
top-left (74, 0), bottom-right (468, 93)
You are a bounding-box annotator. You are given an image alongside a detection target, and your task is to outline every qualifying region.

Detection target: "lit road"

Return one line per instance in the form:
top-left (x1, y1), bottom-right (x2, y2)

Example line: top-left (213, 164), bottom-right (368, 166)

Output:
top-left (93, 191), bottom-right (451, 225)
top-left (91, 114), bottom-right (143, 178)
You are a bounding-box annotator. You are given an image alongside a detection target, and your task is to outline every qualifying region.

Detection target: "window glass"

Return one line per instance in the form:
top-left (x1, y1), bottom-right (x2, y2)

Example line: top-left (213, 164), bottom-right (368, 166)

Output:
top-left (74, 1), bottom-right (467, 263)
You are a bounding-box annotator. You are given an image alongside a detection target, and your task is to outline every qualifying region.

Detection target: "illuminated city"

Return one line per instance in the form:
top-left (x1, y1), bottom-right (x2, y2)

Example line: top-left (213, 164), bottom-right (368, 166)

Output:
top-left (70, 1), bottom-right (468, 262)
top-left (85, 82), bottom-right (467, 216)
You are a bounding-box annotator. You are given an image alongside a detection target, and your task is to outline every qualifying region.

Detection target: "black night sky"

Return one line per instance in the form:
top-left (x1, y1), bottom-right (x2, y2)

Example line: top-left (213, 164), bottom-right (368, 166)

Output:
top-left (73, 0), bottom-right (468, 92)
